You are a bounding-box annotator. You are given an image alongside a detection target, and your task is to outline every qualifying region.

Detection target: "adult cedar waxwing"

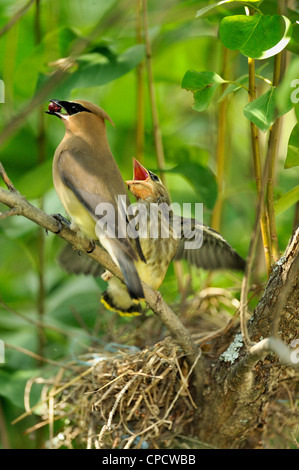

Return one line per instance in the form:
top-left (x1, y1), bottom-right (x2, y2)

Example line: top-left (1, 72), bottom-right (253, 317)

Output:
top-left (101, 158), bottom-right (246, 316)
top-left (46, 99), bottom-right (145, 304)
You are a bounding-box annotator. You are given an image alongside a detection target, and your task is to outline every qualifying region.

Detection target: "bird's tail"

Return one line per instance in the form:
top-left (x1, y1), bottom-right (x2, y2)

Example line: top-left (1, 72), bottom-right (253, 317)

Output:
top-left (101, 277), bottom-right (143, 317)
top-left (104, 238), bottom-right (145, 302)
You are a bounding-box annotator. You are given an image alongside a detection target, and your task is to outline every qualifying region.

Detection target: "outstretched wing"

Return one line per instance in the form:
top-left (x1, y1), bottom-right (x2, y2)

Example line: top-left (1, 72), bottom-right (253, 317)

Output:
top-left (58, 243), bottom-right (105, 277)
top-left (173, 217), bottom-right (246, 271)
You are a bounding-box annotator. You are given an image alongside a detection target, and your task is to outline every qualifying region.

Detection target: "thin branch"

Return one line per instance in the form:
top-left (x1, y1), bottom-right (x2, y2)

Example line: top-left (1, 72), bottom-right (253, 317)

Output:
top-left (35, 0), bottom-right (46, 376)
top-left (135, 0), bottom-right (145, 164)
top-left (227, 334), bottom-right (299, 396)
top-left (0, 295), bottom-right (91, 343)
top-left (239, 118), bottom-right (279, 348)
top-left (0, 207), bottom-right (20, 220)
top-left (142, 0), bottom-right (166, 185)
top-left (265, 55), bottom-right (283, 263)
top-left (211, 45), bottom-right (229, 232)
top-left (5, 342), bottom-right (76, 370)
top-left (0, 162), bottom-right (17, 191)
top-left (0, 0), bottom-right (36, 39)
top-left (0, 399), bottom-right (11, 449)
top-left (249, 337), bottom-right (299, 367)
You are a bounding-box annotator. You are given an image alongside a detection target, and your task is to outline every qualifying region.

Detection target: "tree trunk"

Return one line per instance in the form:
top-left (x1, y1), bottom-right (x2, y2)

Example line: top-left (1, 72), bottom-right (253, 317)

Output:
top-left (196, 229), bottom-right (299, 448)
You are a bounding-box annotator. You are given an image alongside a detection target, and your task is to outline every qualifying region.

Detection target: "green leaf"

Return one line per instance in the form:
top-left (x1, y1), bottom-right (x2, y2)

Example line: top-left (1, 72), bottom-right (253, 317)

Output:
top-left (196, 0), bottom-right (261, 18)
top-left (244, 69), bottom-right (297, 132)
top-left (16, 160), bottom-right (53, 199)
top-left (287, 22), bottom-right (299, 55)
top-left (275, 57), bottom-right (299, 116)
top-left (275, 185), bottom-right (299, 215)
top-left (74, 44), bottom-right (145, 86)
top-left (284, 124), bottom-right (299, 169)
top-left (219, 14), bottom-right (292, 59)
top-left (0, 369), bottom-right (42, 408)
top-left (182, 71), bottom-right (225, 112)
top-left (37, 45), bottom-right (145, 96)
top-left (167, 163), bottom-right (218, 210)
top-left (243, 88), bottom-right (276, 132)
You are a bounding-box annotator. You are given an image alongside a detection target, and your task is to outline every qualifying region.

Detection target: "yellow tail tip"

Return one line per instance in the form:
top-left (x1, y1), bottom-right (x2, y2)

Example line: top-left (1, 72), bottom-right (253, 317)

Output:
top-left (101, 294), bottom-right (142, 317)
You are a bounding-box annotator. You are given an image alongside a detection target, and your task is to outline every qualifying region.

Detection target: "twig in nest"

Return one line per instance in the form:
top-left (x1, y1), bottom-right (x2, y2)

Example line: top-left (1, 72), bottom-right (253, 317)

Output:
top-left (96, 374), bottom-right (140, 448)
top-left (122, 350), bottom-right (201, 449)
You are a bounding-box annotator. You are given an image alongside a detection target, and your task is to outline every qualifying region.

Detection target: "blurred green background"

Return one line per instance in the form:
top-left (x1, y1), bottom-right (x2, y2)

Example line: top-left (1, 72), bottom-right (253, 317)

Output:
top-left (0, 0), bottom-right (297, 448)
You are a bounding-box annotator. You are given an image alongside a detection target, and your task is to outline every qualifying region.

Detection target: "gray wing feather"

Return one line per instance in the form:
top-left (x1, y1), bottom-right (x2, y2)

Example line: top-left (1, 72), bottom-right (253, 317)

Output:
top-left (173, 217), bottom-right (246, 271)
top-left (58, 243), bottom-right (105, 277)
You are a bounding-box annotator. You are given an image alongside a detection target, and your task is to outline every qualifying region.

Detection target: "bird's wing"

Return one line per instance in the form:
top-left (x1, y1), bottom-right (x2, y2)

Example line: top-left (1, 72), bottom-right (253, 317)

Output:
top-left (57, 149), bottom-right (144, 300)
top-left (173, 216), bottom-right (246, 271)
top-left (58, 242), bottom-right (105, 277)
top-left (57, 149), bottom-right (137, 260)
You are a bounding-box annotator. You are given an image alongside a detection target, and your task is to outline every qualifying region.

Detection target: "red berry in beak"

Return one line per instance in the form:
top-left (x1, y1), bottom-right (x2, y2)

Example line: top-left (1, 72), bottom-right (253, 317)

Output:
top-left (48, 101), bottom-right (61, 113)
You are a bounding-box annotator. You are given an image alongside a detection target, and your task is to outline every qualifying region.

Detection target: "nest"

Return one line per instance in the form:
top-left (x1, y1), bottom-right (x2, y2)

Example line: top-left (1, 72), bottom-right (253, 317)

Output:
top-left (18, 287), bottom-right (241, 449)
top-left (37, 337), bottom-right (199, 449)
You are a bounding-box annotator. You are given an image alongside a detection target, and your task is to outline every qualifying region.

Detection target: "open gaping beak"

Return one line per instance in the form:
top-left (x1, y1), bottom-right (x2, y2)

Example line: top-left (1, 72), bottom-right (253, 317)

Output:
top-left (125, 159), bottom-right (154, 200)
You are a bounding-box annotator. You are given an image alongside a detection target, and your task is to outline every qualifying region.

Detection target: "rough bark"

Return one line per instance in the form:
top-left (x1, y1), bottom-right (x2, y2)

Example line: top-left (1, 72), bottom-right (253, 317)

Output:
top-left (196, 229), bottom-right (299, 448)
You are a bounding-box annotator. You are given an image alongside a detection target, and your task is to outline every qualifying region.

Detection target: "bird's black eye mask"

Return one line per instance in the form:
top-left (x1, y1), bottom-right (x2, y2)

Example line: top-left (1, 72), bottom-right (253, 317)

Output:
top-left (46, 99), bottom-right (92, 117)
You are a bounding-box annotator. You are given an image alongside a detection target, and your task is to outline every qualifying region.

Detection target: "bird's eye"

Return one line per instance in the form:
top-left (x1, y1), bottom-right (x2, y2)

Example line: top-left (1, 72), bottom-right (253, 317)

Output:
top-left (149, 171), bottom-right (159, 182)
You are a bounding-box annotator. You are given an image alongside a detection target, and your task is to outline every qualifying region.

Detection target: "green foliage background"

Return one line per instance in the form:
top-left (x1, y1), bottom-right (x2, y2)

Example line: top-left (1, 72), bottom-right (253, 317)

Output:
top-left (0, 0), bottom-right (297, 448)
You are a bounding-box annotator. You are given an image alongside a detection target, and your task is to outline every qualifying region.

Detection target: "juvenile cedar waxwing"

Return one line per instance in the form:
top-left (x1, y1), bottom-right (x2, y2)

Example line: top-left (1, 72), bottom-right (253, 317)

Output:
top-left (46, 99), bottom-right (145, 303)
top-left (101, 159), bottom-right (246, 316)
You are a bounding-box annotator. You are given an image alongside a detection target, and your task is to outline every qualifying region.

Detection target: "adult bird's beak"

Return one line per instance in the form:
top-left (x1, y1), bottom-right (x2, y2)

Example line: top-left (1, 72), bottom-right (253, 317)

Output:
top-left (125, 158), bottom-right (154, 200)
top-left (45, 99), bottom-right (71, 120)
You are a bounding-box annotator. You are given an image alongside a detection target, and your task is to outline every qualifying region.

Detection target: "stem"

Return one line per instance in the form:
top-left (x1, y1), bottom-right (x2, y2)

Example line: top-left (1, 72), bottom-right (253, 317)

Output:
top-left (225, 80), bottom-right (250, 92)
top-left (142, 0), bottom-right (166, 185)
top-left (136, 0), bottom-right (145, 163)
top-left (255, 75), bottom-right (272, 86)
top-left (248, 57), bottom-right (272, 275)
top-left (35, 0), bottom-right (47, 449)
top-left (211, 46), bottom-right (229, 232)
top-left (0, 0), bottom-right (36, 38)
top-left (0, 399), bottom-right (11, 449)
top-left (35, 0), bottom-right (46, 368)
top-left (265, 51), bottom-right (282, 263)
top-left (240, 118), bottom-right (277, 348)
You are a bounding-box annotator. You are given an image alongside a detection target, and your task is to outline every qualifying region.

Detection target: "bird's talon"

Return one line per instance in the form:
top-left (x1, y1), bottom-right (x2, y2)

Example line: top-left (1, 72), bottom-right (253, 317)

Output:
top-left (86, 240), bottom-right (96, 253)
top-left (51, 213), bottom-right (71, 233)
top-left (101, 270), bottom-right (113, 282)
